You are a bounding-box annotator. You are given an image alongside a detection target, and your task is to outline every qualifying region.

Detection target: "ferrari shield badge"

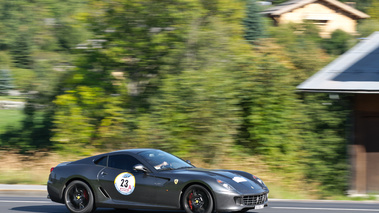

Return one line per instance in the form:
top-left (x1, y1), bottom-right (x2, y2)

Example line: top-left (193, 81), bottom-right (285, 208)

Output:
top-left (174, 179), bottom-right (179, 184)
top-left (114, 172), bottom-right (136, 195)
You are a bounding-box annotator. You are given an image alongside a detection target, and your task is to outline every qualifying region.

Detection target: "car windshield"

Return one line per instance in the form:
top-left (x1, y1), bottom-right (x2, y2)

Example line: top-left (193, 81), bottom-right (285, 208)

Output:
top-left (138, 150), bottom-right (194, 171)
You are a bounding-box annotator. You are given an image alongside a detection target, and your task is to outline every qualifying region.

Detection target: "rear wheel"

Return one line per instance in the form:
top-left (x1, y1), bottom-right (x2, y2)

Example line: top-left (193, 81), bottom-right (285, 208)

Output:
top-left (64, 180), bottom-right (95, 213)
top-left (182, 184), bottom-right (214, 213)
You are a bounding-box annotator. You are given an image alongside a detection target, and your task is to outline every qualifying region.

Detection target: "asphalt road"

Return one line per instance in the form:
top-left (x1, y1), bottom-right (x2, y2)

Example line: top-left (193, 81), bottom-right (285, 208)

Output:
top-left (0, 195), bottom-right (379, 213)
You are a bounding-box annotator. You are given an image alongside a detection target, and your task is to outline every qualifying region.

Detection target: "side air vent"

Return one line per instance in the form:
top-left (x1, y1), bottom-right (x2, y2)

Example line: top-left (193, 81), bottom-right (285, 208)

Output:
top-left (98, 187), bottom-right (110, 198)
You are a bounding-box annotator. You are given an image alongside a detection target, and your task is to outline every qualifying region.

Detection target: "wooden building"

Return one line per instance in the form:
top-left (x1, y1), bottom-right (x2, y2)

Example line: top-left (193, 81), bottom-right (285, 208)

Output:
top-left (297, 32), bottom-right (379, 194)
top-left (262, 0), bottom-right (369, 38)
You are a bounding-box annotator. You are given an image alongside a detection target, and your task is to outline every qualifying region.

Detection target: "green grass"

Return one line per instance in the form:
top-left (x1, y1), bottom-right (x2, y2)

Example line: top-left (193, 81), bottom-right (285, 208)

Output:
top-left (0, 96), bottom-right (25, 101)
top-left (0, 109), bottom-right (25, 133)
top-left (266, 183), bottom-right (315, 200)
top-left (328, 194), bottom-right (378, 201)
top-left (0, 169), bottom-right (48, 185)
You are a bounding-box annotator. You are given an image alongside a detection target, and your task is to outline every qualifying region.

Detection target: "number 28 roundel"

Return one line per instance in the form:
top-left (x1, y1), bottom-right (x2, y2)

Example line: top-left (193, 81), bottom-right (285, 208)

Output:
top-left (114, 172), bottom-right (136, 195)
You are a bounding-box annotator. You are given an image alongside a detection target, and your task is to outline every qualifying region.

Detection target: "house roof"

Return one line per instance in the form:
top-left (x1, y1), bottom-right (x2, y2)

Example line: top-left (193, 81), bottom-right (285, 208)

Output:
top-left (262, 0), bottom-right (370, 19)
top-left (297, 32), bottom-right (379, 94)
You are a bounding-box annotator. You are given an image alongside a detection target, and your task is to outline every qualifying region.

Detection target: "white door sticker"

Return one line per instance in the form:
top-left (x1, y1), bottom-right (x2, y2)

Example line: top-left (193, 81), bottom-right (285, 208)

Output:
top-left (114, 172), bottom-right (136, 195)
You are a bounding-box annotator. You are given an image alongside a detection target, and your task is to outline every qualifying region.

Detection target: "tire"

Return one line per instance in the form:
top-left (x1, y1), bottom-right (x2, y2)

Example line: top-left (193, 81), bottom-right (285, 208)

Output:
top-left (182, 184), bottom-right (214, 213)
top-left (64, 180), bottom-right (95, 213)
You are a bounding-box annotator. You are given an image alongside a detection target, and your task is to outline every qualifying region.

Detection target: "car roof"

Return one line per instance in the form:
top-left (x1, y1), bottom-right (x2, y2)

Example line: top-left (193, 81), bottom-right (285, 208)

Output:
top-left (71, 148), bottom-right (160, 165)
top-left (108, 148), bottom-right (159, 155)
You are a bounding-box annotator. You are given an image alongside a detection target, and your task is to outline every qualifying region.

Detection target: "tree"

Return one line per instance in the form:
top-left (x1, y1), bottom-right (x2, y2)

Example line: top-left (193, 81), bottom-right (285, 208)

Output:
top-left (271, 0), bottom-right (289, 4)
top-left (51, 0), bottom-right (249, 156)
top-left (243, 0), bottom-right (265, 43)
top-left (51, 55), bottom-right (130, 155)
top-left (51, 0), bottom-right (201, 154)
top-left (267, 22), bottom-right (329, 82)
top-left (0, 0), bottom-right (354, 197)
top-left (340, 0), bottom-right (372, 13)
top-left (130, 11), bottom-right (251, 161)
top-left (0, 0), bottom-right (92, 152)
top-left (11, 33), bottom-right (33, 69)
top-left (243, 24), bottom-right (350, 195)
top-left (358, 0), bottom-right (379, 37)
top-left (233, 39), bottom-right (307, 179)
top-left (299, 93), bottom-right (351, 196)
top-left (0, 69), bottom-right (14, 95)
top-left (322, 29), bottom-right (355, 55)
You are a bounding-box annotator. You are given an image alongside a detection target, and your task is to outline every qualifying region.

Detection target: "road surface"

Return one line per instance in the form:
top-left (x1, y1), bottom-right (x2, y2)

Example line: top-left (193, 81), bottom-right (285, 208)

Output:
top-left (0, 195), bottom-right (378, 213)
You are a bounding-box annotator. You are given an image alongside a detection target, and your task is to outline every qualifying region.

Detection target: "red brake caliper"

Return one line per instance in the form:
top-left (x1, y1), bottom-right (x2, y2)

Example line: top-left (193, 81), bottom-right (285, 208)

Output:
top-left (83, 189), bottom-right (89, 201)
top-left (188, 193), bottom-right (193, 210)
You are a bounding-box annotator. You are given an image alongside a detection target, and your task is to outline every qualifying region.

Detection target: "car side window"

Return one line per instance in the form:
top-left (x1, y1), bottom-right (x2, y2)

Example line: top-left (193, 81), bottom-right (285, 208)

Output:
top-left (108, 154), bottom-right (141, 171)
top-left (94, 156), bottom-right (108, 167)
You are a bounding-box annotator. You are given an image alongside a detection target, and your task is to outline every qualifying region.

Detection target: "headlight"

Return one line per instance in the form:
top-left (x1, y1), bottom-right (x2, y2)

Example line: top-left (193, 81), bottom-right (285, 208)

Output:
top-left (217, 179), bottom-right (235, 191)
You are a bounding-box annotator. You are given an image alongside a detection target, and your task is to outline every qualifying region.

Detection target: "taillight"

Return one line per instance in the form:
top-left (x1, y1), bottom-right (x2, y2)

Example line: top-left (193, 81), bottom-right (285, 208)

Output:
top-left (50, 167), bottom-right (55, 173)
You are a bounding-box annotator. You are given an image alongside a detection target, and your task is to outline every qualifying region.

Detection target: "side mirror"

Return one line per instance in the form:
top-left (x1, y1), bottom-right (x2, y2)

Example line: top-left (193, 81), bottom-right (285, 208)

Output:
top-left (133, 164), bottom-right (150, 173)
top-left (185, 160), bottom-right (192, 165)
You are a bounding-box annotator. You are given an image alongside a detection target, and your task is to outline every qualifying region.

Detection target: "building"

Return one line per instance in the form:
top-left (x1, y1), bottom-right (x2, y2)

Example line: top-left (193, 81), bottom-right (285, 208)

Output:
top-left (297, 32), bottom-right (379, 194)
top-left (262, 0), bottom-right (369, 37)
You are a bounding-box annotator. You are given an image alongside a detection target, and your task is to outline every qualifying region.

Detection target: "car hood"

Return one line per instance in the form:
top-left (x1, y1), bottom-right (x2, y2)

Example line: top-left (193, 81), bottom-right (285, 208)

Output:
top-left (176, 168), bottom-right (268, 194)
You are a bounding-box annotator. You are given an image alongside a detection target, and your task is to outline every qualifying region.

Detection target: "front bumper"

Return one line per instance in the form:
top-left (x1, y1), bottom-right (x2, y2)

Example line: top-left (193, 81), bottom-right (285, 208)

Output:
top-left (213, 190), bottom-right (268, 212)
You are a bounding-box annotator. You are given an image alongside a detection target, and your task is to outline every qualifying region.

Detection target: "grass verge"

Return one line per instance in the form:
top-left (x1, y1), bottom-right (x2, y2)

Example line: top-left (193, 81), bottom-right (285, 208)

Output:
top-left (0, 151), bottom-right (59, 185)
top-left (0, 109), bottom-right (24, 134)
top-left (0, 150), bottom-right (377, 201)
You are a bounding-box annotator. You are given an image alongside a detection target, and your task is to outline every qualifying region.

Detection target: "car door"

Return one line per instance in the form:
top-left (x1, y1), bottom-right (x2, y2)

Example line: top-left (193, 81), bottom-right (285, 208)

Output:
top-left (97, 154), bottom-right (157, 207)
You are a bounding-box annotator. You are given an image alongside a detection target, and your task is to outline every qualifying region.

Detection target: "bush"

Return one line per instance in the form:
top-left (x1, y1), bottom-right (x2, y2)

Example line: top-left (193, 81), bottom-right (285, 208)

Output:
top-left (322, 29), bottom-right (355, 55)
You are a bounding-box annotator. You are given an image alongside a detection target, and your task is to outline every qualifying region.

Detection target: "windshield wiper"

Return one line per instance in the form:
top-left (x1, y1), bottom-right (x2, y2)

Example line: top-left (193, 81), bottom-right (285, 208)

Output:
top-left (159, 167), bottom-right (174, 171)
top-left (175, 166), bottom-right (193, 170)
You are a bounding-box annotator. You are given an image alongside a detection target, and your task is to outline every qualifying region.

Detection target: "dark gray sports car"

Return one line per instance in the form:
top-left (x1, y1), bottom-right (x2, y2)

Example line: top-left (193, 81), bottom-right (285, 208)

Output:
top-left (47, 149), bottom-right (269, 213)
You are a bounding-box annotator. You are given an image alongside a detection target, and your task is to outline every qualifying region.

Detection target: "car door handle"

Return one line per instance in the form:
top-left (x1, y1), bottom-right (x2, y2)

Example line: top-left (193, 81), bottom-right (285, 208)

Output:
top-left (100, 171), bottom-right (107, 176)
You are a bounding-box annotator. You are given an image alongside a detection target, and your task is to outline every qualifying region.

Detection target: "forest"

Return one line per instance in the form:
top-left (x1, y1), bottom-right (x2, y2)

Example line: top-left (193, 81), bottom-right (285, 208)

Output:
top-left (1, 0), bottom-right (379, 197)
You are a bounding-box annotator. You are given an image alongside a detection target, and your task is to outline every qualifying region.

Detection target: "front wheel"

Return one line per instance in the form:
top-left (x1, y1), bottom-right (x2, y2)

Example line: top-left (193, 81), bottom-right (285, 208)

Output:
top-left (64, 180), bottom-right (95, 213)
top-left (182, 184), bottom-right (214, 213)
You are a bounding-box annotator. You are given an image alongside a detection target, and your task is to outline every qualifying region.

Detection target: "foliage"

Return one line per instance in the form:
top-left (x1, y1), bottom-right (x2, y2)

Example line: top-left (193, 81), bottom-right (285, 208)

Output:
top-left (300, 94), bottom-right (351, 196)
top-left (243, 0), bottom-right (265, 43)
top-left (336, 0), bottom-right (371, 13)
top-left (322, 29), bottom-right (356, 55)
top-left (0, 69), bottom-right (14, 95)
top-left (271, 0), bottom-right (288, 4)
top-left (0, 51), bottom-right (11, 68)
top-left (51, 65), bottom-right (130, 153)
top-left (259, 25), bottom-right (351, 195)
top-left (357, 19), bottom-right (379, 37)
top-left (132, 13), bottom-right (249, 161)
top-left (0, 0), bottom-right (91, 91)
top-left (51, 0), bottom-right (248, 156)
top-left (52, 87), bottom-right (100, 155)
top-left (0, 0), bottom-right (363, 197)
top-left (267, 22), bottom-right (329, 81)
top-left (0, 0), bottom-right (91, 152)
top-left (366, 0), bottom-right (379, 20)
top-left (0, 109), bottom-right (25, 134)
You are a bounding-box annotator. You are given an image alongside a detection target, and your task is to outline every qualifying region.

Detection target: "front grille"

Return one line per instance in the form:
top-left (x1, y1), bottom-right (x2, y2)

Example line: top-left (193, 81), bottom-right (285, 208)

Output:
top-left (242, 193), bottom-right (267, 206)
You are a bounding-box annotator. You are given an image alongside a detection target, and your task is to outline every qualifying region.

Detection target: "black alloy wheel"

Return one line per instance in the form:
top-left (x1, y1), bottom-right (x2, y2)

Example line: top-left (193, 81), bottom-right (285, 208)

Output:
top-left (64, 180), bottom-right (95, 213)
top-left (183, 184), bottom-right (213, 213)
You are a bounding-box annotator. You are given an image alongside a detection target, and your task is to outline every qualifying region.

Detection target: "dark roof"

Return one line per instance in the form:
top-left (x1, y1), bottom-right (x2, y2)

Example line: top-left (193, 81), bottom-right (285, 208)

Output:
top-left (262, 0), bottom-right (369, 19)
top-left (110, 148), bottom-right (158, 154)
top-left (297, 32), bottom-right (379, 93)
